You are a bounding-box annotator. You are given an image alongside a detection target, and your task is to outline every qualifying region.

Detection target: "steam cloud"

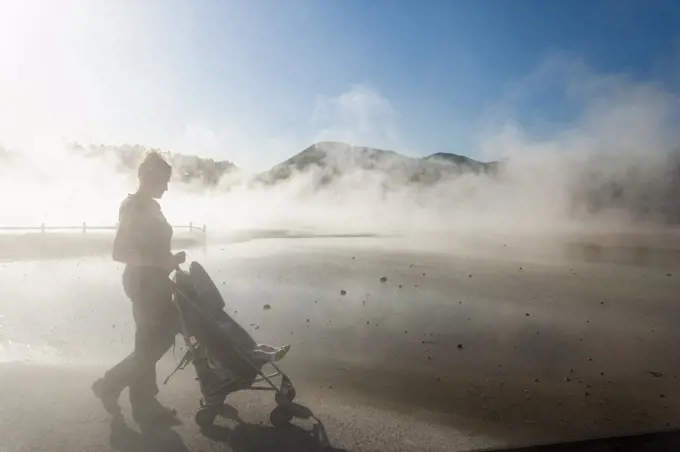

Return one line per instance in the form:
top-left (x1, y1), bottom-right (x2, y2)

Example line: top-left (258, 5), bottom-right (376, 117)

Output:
top-left (1, 61), bottom-right (679, 240)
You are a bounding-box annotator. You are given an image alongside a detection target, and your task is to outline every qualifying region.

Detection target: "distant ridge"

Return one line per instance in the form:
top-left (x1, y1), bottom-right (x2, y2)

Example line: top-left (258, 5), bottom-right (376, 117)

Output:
top-left (257, 141), bottom-right (499, 185)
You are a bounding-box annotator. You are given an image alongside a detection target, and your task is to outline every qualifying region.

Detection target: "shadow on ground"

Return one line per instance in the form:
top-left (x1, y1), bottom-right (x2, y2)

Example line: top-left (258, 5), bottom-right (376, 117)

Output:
top-left (200, 403), bottom-right (348, 452)
top-left (108, 403), bottom-right (347, 452)
top-left (109, 414), bottom-right (190, 452)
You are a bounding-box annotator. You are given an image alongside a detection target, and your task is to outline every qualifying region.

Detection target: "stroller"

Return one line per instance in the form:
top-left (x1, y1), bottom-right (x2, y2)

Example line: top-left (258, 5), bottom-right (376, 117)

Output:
top-left (166, 261), bottom-right (296, 428)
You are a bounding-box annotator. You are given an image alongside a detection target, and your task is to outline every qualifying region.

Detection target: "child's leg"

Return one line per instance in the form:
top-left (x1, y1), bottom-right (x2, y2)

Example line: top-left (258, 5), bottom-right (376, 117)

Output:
top-left (256, 344), bottom-right (278, 354)
top-left (251, 344), bottom-right (290, 362)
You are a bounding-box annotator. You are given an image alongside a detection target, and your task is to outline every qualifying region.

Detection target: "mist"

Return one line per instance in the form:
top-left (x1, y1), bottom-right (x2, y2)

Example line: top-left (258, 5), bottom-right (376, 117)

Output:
top-left (1, 69), bottom-right (679, 244)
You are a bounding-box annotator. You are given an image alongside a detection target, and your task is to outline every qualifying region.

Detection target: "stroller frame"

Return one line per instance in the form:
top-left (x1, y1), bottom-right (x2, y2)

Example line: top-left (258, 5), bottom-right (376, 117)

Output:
top-left (167, 265), bottom-right (297, 428)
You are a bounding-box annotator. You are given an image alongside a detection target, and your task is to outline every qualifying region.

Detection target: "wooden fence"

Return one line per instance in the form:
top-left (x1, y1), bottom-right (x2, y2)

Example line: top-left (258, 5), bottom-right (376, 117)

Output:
top-left (0, 222), bottom-right (207, 235)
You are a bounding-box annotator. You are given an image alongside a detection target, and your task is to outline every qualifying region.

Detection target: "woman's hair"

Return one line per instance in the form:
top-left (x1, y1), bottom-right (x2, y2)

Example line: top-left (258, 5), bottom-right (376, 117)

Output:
top-left (137, 151), bottom-right (172, 181)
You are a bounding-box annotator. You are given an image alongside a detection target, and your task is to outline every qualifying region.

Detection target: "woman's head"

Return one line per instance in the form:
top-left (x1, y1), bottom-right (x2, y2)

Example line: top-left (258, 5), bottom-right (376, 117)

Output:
top-left (137, 151), bottom-right (172, 199)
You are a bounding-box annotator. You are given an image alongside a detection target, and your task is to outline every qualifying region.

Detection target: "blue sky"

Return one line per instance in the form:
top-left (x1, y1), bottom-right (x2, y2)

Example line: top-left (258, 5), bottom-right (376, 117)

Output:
top-left (1, 0), bottom-right (679, 169)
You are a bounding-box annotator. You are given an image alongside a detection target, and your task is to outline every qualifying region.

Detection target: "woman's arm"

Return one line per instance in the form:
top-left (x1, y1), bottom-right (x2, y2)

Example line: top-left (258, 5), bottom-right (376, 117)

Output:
top-left (112, 202), bottom-right (164, 268)
top-left (112, 200), bottom-right (184, 272)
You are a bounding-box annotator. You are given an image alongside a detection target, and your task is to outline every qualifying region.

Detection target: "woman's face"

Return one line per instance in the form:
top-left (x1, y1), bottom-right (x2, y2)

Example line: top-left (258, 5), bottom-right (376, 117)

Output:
top-left (145, 173), bottom-right (171, 199)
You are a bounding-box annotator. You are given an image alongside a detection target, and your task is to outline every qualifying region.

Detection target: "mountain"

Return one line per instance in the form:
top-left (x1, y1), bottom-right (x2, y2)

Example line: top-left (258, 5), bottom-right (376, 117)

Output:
top-left (257, 141), bottom-right (499, 186)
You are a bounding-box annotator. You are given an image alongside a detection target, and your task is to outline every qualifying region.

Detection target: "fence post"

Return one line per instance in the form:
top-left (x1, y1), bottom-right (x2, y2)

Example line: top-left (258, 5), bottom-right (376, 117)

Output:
top-left (82, 222), bottom-right (86, 234)
top-left (41, 223), bottom-right (45, 234)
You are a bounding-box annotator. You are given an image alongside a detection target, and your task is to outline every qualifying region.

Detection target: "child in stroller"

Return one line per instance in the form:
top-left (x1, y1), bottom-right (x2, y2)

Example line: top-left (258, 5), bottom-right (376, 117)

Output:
top-left (168, 261), bottom-right (297, 428)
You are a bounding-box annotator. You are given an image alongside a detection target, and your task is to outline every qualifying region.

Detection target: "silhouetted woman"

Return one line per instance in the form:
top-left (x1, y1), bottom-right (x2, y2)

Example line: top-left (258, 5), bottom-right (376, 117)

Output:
top-left (92, 151), bottom-right (186, 425)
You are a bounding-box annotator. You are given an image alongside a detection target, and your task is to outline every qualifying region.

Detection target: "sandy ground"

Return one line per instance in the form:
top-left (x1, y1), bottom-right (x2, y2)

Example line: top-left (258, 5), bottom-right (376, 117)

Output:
top-left (1, 234), bottom-right (680, 451)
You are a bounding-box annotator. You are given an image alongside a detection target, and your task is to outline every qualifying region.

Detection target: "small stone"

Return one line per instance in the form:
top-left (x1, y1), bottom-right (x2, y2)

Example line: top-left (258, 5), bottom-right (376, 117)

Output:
top-left (468, 274), bottom-right (473, 278)
top-left (588, 357), bottom-right (592, 361)
top-left (398, 284), bottom-right (403, 289)
top-left (649, 371), bottom-right (665, 378)
top-left (525, 313), bottom-right (530, 317)
top-left (457, 344), bottom-right (463, 349)
top-left (340, 290), bottom-right (346, 296)
top-left (366, 321), bottom-right (370, 325)
top-left (534, 378), bottom-right (540, 383)
top-left (380, 276), bottom-right (387, 283)
top-left (585, 392), bottom-right (590, 397)
top-left (427, 356), bottom-right (432, 360)
top-left (254, 325), bottom-right (260, 330)
top-left (600, 301), bottom-right (605, 305)
top-left (262, 304), bottom-right (271, 310)
top-left (404, 330), bottom-right (408, 334)
top-left (565, 377), bottom-right (571, 382)
top-left (422, 273), bottom-right (426, 276)
top-left (306, 319), bottom-right (310, 323)
top-left (666, 273), bottom-right (672, 277)
top-left (519, 267), bottom-right (523, 270)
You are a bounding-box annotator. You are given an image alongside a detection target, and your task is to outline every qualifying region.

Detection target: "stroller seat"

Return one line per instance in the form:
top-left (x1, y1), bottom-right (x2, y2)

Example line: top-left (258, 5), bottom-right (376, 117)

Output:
top-left (168, 261), bottom-right (297, 428)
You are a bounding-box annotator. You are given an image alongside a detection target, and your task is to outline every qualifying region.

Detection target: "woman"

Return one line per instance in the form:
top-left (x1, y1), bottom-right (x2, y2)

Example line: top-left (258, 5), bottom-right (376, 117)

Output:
top-left (92, 151), bottom-right (186, 425)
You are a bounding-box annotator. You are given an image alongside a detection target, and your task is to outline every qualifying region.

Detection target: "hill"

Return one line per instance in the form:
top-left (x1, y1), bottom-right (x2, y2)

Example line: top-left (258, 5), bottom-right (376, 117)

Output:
top-left (257, 141), bottom-right (499, 186)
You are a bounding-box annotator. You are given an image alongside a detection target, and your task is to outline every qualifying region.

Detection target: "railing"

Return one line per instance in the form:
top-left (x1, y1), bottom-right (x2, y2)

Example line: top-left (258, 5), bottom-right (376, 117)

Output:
top-left (0, 222), bottom-right (207, 235)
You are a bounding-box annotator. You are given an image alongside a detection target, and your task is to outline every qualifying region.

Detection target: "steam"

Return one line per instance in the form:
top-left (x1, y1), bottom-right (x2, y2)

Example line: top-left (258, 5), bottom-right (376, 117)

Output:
top-left (1, 63), bottom-right (679, 240)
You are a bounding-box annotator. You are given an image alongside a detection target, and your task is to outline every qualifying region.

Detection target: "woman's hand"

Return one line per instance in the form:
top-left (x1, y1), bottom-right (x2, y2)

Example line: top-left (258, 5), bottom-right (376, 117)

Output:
top-left (173, 251), bottom-right (187, 265)
top-left (161, 251), bottom-right (186, 273)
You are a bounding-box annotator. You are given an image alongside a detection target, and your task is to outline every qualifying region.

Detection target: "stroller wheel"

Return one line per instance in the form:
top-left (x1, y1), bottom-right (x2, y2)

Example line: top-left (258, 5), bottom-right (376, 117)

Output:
top-left (269, 406), bottom-right (293, 427)
top-left (195, 405), bottom-right (218, 428)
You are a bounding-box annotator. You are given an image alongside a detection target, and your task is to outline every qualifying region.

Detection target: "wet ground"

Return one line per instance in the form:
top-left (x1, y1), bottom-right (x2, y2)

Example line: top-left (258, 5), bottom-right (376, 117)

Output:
top-left (1, 234), bottom-right (680, 451)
